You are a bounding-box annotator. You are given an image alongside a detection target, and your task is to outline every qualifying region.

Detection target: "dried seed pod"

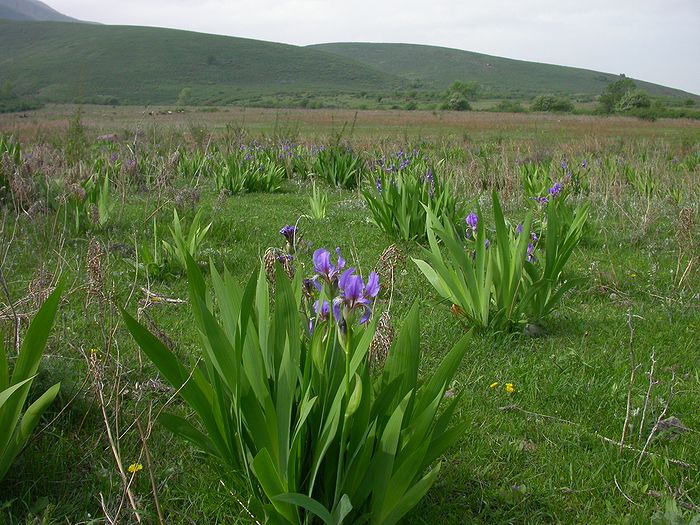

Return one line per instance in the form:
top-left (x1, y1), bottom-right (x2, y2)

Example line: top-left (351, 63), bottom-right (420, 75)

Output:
top-left (369, 309), bottom-right (393, 371)
top-left (86, 237), bottom-right (106, 300)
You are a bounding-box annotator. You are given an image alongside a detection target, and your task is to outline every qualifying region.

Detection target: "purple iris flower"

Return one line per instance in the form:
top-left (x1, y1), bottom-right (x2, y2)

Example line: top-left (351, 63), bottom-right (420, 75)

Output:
top-left (516, 223), bottom-right (523, 235)
top-left (484, 239), bottom-right (490, 250)
top-left (279, 225), bottom-right (297, 244)
top-left (334, 268), bottom-right (380, 324)
top-left (314, 299), bottom-right (331, 319)
top-left (313, 247), bottom-right (346, 287)
top-left (581, 159), bottom-right (588, 169)
top-left (527, 243), bottom-right (536, 263)
top-left (424, 169), bottom-right (435, 197)
top-left (375, 178), bottom-right (382, 193)
top-left (465, 212), bottom-right (478, 239)
top-left (548, 182), bottom-right (563, 197)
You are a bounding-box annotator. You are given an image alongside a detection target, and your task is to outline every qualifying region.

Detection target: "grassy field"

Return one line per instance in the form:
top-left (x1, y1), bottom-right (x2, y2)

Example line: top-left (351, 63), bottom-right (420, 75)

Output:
top-left (0, 107), bottom-right (698, 524)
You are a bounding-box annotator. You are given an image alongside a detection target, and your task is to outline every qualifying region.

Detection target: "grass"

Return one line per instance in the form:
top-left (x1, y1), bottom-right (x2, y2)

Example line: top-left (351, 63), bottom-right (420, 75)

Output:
top-left (0, 108), bottom-right (698, 524)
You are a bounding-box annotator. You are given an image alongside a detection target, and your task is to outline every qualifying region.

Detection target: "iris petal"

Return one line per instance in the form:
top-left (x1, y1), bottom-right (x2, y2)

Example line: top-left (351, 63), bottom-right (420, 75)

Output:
top-left (365, 272), bottom-right (380, 298)
top-left (335, 247), bottom-right (346, 270)
top-left (344, 275), bottom-right (364, 303)
top-left (313, 248), bottom-right (332, 276)
top-left (359, 304), bottom-right (373, 324)
top-left (338, 267), bottom-right (355, 290)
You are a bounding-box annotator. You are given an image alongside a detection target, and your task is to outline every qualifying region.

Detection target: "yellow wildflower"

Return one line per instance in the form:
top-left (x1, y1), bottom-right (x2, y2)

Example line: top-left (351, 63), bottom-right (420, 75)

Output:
top-left (128, 463), bottom-right (143, 474)
top-left (489, 382), bottom-right (500, 389)
top-left (504, 383), bottom-right (516, 394)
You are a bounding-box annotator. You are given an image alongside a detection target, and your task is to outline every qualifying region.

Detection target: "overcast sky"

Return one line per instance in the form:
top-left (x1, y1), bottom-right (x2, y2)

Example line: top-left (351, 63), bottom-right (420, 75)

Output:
top-left (49, 0), bottom-right (700, 95)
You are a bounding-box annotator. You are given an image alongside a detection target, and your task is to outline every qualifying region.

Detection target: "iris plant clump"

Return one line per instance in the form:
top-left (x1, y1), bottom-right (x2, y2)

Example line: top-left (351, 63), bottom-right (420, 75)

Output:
top-left (414, 190), bottom-right (589, 332)
top-left (215, 145), bottom-right (286, 194)
top-left (123, 243), bottom-right (470, 524)
top-left (313, 143), bottom-right (365, 189)
top-left (362, 150), bottom-right (463, 241)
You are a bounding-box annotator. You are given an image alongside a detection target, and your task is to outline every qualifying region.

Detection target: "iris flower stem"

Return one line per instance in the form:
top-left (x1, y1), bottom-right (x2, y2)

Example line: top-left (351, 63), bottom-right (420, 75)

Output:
top-left (344, 322), bottom-right (352, 400)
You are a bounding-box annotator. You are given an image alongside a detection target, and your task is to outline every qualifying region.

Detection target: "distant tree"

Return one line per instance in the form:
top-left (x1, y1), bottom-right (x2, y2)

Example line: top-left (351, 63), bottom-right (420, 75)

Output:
top-left (599, 77), bottom-right (637, 113)
top-left (176, 87), bottom-right (192, 107)
top-left (447, 93), bottom-right (471, 111)
top-left (615, 89), bottom-right (651, 112)
top-left (0, 81), bottom-right (16, 101)
top-left (448, 81), bottom-right (481, 100)
top-left (531, 94), bottom-right (573, 113)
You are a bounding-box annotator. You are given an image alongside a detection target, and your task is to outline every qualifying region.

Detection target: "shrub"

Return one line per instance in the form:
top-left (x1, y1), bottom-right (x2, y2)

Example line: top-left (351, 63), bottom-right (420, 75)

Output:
top-left (615, 89), bottom-right (651, 112)
top-left (446, 93), bottom-right (471, 111)
top-left (531, 95), bottom-right (574, 113)
top-left (598, 77), bottom-right (637, 113)
top-left (492, 100), bottom-right (527, 113)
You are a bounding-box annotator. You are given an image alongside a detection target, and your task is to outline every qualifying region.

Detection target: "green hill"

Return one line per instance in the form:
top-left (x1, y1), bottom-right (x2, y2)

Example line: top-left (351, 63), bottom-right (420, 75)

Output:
top-left (0, 0), bottom-right (79, 22)
top-left (1, 19), bottom-right (696, 109)
top-left (0, 20), bottom-right (404, 105)
top-left (309, 42), bottom-right (697, 99)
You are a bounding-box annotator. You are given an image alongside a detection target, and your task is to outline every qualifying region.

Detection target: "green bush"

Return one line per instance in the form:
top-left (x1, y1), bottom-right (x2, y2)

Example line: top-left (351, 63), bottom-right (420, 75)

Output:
top-left (598, 77), bottom-right (637, 113)
top-left (616, 89), bottom-right (651, 112)
top-left (492, 100), bottom-right (527, 113)
top-left (531, 95), bottom-right (574, 113)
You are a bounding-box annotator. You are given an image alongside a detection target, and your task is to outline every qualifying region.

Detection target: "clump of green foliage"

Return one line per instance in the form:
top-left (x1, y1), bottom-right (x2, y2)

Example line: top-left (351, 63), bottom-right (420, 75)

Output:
top-left (414, 190), bottom-right (588, 332)
top-left (161, 208), bottom-right (212, 272)
top-left (123, 249), bottom-right (470, 525)
top-left (1, 285), bottom-right (63, 481)
top-left (363, 150), bottom-right (462, 241)
top-left (313, 145), bottom-right (365, 189)
top-left (531, 94), bottom-right (574, 113)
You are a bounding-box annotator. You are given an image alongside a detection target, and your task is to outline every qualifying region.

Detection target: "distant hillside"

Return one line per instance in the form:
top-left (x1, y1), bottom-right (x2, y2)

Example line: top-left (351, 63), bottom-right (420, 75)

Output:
top-left (1, 19), bottom-right (696, 110)
top-left (0, 20), bottom-right (404, 105)
top-left (309, 42), bottom-right (697, 99)
top-left (0, 0), bottom-right (79, 22)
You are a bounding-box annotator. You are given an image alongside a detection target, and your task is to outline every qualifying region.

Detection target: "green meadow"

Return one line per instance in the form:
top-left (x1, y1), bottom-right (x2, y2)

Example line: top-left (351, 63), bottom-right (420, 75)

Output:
top-left (0, 107), bottom-right (698, 524)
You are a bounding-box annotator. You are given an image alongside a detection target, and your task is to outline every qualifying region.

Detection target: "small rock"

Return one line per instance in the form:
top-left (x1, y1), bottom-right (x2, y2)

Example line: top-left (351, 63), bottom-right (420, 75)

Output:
top-left (523, 323), bottom-right (546, 337)
top-left (656, 416), bottom-right (688, 439)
